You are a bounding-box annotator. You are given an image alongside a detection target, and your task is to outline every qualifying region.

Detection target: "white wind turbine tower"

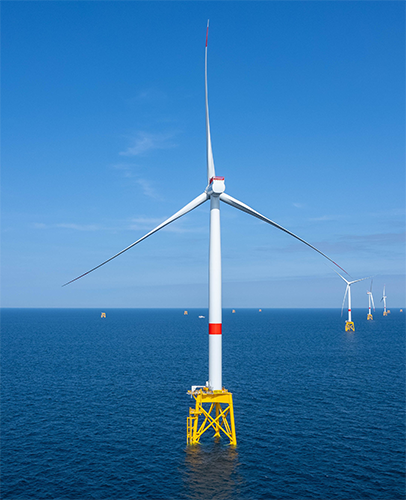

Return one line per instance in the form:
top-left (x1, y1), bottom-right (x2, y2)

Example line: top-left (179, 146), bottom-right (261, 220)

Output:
top-left (335, 271), bottom-right (370, 331)
top-left (64, 21), bottom-right (346, 445)
top-left (381, 285), bottom-right (389, 315)
top-left (366, 280), bottom-right (375, 320)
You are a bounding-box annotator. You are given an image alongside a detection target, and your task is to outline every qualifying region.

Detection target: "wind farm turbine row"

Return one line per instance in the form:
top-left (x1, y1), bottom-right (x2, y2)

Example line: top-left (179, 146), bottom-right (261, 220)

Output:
top-left (334, 272), bottom-right (390, 331)
top-left (367, 281), bottom-right (375, 321)
top-left (381, 285), bottom-right (390, 316)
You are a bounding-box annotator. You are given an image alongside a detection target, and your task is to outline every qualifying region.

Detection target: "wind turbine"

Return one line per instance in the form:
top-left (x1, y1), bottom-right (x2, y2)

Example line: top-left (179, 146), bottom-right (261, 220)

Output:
top-left (335, 271), bottom-right (370, 331)
top-left (381, 285), bottom-right (389, 315)
top-left (64, 21), bottom-right (346, 445)
top-left (366, 280), bottom-right (375, 320)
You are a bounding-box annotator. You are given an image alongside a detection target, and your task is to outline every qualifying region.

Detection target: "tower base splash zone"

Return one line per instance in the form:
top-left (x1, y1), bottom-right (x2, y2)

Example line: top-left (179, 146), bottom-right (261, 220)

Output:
top-left (187, 387), bottom-right (237, 446)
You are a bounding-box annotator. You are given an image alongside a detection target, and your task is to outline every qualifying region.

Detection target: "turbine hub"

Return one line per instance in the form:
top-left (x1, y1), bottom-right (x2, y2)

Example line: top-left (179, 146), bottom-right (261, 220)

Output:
top-left (206, 176), bottom-right (225, 196)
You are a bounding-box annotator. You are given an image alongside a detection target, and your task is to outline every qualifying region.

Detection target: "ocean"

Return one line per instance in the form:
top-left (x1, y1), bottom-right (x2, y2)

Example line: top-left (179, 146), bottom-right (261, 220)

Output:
top-left (1, 308), bottom-right (405, 499)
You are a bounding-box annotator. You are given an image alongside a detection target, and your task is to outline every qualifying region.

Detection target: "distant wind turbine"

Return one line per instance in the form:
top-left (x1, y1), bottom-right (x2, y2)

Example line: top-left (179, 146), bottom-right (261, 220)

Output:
top-left (381, 285), bottom-right (389, 315)
top-left (64, 21), bottom-right (346, 445)
top-left (335, 271), bottom-right (371, 331)
top-left (366, 280), bottom-right (375, 320)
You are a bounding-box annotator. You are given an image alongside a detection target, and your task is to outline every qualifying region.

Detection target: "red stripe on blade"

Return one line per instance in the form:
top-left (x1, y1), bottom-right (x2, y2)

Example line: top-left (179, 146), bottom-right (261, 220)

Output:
top-left (333, 260), bottom-right (348, 275)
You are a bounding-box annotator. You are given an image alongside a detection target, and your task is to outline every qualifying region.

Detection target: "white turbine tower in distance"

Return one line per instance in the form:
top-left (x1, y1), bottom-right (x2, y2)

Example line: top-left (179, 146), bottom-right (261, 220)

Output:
top-left (366, 280), bottom-right (375, 320)
top-left (381, 285), bottom-right (389, 315)
top-left (64, 21), bottom-right (347, 446)
top-left (335, 271), bottom-right (371, 331)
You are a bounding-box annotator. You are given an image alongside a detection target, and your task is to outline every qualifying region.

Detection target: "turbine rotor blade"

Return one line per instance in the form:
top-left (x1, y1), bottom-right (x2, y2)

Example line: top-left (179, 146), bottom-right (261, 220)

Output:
top-left (341, 285), bottom-right (349, 317)
top-left (63, 192), bottom-right (209, 287)
top-left (371, 294), bottom-right (375, 311)
top-left (332, 268), bottom-right (350, 284)
top-left (205, 20), bottom-right (215, 183)
top-left (220, 192), bottom-right (347, 274)
top-left (348, 276), bottom-right (372, 285)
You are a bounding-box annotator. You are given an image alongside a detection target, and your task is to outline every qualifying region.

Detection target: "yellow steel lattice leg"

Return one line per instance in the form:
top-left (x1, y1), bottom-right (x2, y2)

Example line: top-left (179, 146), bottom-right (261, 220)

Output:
top-left (345, 321), bottom-right (355, 332)
top-left (187, 388), bottom-right (237, 446)
top-left (214, 403), bottom-right (221, 438)
top-left (367, 314), bottom-right (373, 320)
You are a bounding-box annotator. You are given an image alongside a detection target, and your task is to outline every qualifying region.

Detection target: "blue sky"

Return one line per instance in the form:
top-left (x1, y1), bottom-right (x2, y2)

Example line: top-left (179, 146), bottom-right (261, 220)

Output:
top-left (2, 1), bottom-right (405, 309)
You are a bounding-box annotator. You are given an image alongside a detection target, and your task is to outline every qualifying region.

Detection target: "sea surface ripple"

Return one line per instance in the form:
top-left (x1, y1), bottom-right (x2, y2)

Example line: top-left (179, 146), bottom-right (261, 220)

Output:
top-left (1, 308), bottom-right (405, 499)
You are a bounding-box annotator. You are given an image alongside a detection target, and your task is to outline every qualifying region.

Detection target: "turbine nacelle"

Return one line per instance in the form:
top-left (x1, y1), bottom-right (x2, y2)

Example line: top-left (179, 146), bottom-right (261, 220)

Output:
top-left (206, 176), bottom-right (225, 196)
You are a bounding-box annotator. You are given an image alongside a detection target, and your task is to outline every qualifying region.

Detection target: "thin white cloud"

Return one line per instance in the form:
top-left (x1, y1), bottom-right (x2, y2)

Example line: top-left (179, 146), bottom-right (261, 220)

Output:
top-left (368, 208), bottom-right (405, 218)
top-left (309, 215), bottom-right (340, 222)
top-left (293, 202), bottom-right (305, 209)
top-left (33, 210), bottom-right (205, 234)
top-left (253, 231), bottom-right (405, 257)
top-left (112, 163), bottom-right (138, 178)
top-left (56, 223), bottom-right (101, 231)
top-left (128, 216), bottom-right (185, 233)
top-left (33, 223), bottom-right (102, 231)
top-left (135, 178), bottom-right (160, 200)
top-left (119, 131), bottom-right (176, 157)
top-left (134, 89), bottom-right (167, 101)
top-left (128, 217), bottom-right (164, 230)
top-left (111, 164), bottom-right (161, 199)
top-left (346, 232), bottom-right (405, 244)
top-left (128, 216), bottom-right (204, 234)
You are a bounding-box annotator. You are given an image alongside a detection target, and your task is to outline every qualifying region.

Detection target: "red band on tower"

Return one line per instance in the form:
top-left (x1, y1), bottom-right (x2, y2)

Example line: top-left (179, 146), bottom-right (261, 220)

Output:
top-left (209, 323), bottom-right (222, 335)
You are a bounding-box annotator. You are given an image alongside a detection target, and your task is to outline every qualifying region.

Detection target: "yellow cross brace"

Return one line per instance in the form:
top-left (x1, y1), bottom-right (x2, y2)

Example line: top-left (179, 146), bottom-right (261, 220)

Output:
top-left (187, 388), bottom-right (237, 446)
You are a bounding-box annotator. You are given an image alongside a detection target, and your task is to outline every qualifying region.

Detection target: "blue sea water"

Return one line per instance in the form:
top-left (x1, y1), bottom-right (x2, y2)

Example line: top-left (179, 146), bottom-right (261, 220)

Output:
top-left (1, 308), bottom-right (405, 499)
